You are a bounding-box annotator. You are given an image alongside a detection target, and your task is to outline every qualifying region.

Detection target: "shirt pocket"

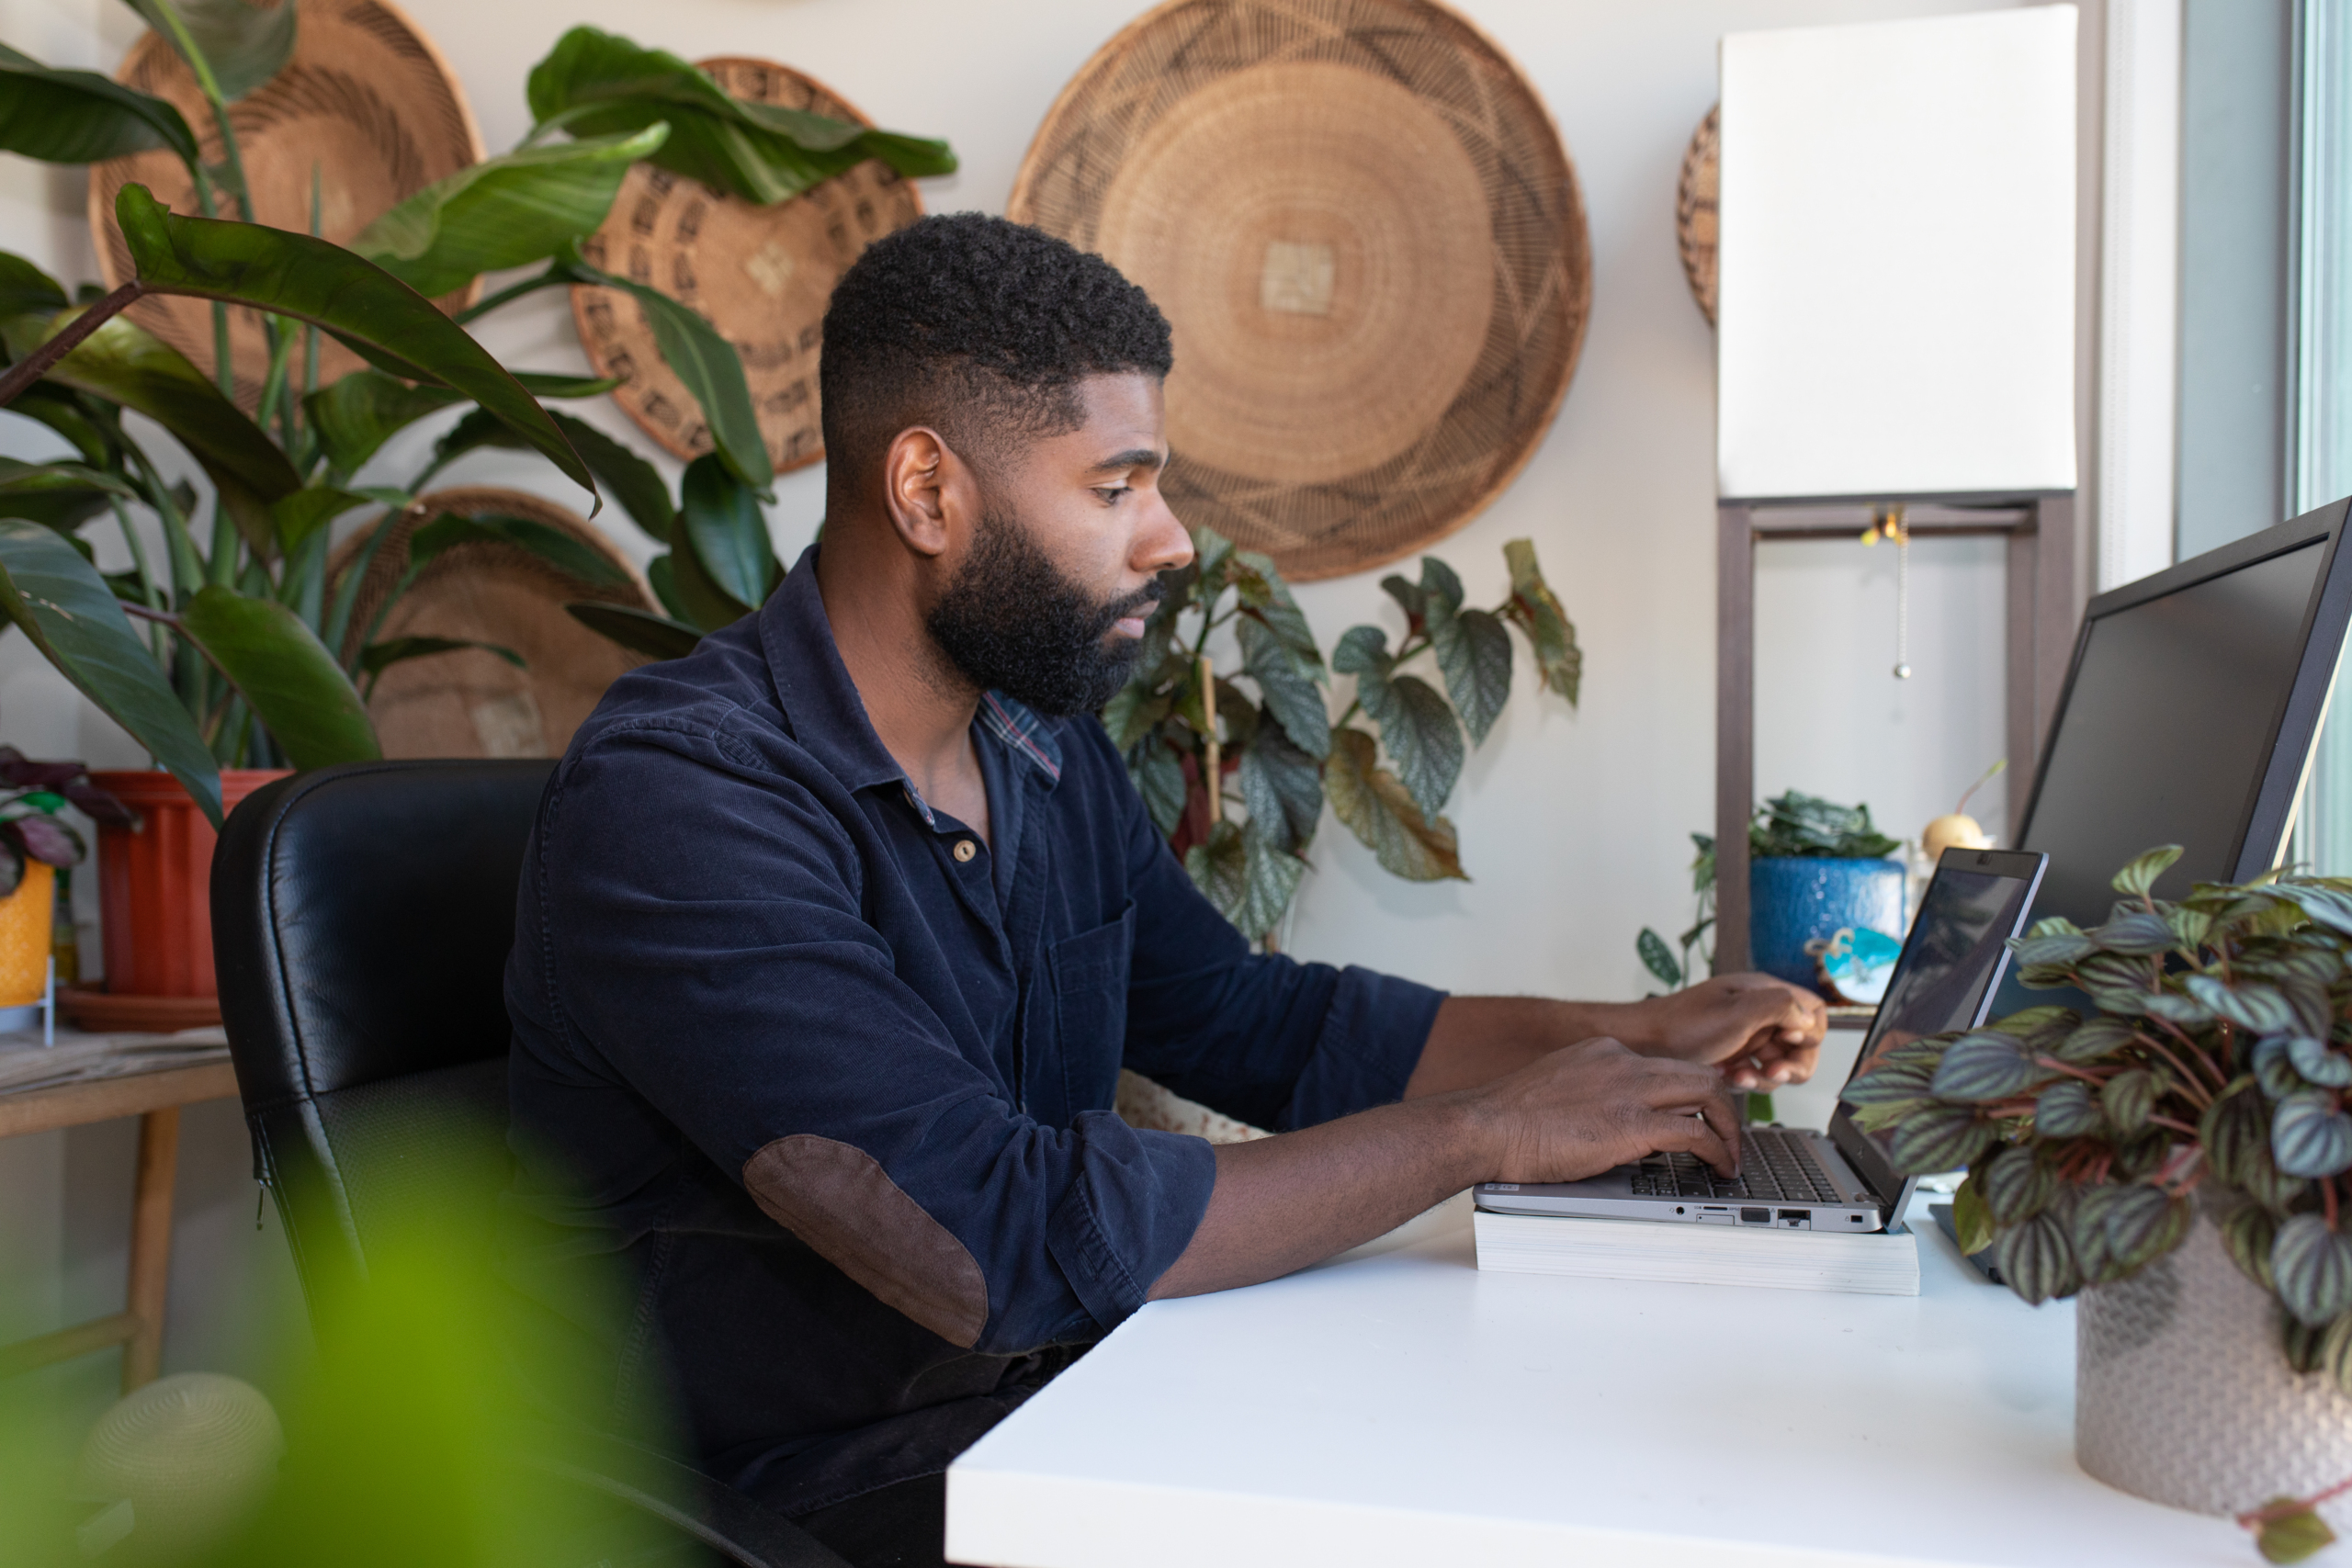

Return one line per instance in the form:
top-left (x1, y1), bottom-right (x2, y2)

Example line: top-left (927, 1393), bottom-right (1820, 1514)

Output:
top-left (1049, 901), bottom-right (1135, 1116)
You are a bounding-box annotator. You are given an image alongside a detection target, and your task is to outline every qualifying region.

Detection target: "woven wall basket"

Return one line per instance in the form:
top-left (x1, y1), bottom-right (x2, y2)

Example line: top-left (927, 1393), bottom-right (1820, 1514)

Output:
top-left (1678, 104), bottom-right (1720, 326)
top-left (328, 489), bottom-right (655, 761)
top-left (570, 59), bottom-right (925, 474)
top-left (1008, 0), bottom-right (1590, 581)
top-left (88, 0), bottom-right (483, 412)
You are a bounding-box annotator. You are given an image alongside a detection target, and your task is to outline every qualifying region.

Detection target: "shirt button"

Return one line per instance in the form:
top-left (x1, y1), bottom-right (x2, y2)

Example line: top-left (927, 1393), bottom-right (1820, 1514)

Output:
top-left (954, 840), bottom-right (978, 863)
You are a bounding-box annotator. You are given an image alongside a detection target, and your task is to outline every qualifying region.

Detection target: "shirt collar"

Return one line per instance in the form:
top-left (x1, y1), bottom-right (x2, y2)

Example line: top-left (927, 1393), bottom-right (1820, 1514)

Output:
top-left (760, 544), bottom-right (1064, 800)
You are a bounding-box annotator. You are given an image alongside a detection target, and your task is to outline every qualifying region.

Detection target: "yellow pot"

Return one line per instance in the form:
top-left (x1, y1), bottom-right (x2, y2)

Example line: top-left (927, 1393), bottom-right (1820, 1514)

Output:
top-left (0, 860), bottom-right (56, 1007)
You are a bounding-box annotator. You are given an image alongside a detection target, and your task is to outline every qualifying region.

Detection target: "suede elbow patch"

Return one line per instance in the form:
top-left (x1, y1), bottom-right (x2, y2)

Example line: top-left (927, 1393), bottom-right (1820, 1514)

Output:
top-left (741, 1134), bottom-right (989, 1348)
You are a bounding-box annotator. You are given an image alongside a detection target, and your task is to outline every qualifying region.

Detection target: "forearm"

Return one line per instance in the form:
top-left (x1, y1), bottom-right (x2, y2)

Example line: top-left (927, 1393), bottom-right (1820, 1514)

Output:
top-left (1147, 1092), bottom-right (1492, 1300)
top-left (1402, 995), bottom-right (1650, 1099)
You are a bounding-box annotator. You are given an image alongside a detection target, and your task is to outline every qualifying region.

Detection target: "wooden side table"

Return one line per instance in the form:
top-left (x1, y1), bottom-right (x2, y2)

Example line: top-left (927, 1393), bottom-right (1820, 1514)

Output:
top-left (0, 1035), bottom-right (237, 1391)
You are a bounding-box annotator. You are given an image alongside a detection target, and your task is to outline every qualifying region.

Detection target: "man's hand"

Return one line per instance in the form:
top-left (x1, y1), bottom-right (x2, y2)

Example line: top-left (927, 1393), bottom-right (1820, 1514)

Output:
top-left (1620, 974), bottom-right (1826, 1091)
top-left (1469, 1036), bottom-right (1743, 1182)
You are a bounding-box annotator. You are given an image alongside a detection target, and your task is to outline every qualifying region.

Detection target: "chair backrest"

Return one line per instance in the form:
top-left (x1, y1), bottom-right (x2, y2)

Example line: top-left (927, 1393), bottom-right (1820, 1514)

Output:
top-left (211, 761), bottom-right (552, 1314)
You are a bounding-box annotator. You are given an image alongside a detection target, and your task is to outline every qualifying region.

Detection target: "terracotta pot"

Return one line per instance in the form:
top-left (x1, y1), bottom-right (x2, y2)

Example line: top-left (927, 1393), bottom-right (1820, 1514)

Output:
top-left (2077, 1210), bottom-right (2352, 1529)
top-left (88, 770), bottom-right (289, 1000)
top-left (0, 860), bottom-right (55, 1007)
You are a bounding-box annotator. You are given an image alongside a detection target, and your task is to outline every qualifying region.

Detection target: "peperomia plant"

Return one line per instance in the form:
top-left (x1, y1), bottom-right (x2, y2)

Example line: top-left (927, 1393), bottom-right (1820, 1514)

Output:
top-left (1843, 844), bottom-right (2352, 1561)
top-left (1100, 525), bottom-right (1580, 943)
top-left (0, 747), bottom-right (131, 896)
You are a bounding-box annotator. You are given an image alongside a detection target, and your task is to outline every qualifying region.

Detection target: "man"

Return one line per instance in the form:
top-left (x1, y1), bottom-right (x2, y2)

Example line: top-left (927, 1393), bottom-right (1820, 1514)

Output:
top-left (503, 213), bottom-right (1824, 1567)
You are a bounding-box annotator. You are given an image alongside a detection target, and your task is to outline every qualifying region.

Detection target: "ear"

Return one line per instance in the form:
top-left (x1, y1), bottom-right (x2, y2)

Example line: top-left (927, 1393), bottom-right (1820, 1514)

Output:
top-left (881, 427), bottom-right (983, 560)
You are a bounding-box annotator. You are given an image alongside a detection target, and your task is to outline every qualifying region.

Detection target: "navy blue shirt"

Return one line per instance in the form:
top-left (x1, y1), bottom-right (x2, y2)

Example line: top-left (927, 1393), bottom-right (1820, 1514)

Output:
top-left (501, 547), bottom-right (1446, 1513)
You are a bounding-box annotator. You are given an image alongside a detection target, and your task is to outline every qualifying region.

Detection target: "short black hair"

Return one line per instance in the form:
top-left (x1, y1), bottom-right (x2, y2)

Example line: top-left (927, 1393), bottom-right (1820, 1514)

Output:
top-left (819, 213), bottom-right (1173, 487)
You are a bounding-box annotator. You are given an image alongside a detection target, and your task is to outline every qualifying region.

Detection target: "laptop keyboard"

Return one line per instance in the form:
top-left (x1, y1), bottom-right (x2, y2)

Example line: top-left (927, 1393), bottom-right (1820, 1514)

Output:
top-left (1626, 1128), bottom-right (1846, 1204)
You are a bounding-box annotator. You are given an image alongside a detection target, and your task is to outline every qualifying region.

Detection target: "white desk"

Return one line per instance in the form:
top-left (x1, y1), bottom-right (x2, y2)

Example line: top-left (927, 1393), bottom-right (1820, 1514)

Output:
top-left (947, 1195), bottom-right (2256, 1568)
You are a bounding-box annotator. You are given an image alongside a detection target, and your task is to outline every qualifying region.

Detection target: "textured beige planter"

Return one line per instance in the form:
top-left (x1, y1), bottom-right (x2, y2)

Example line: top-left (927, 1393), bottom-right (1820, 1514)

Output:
top-left (2078, 1212), bottom-right (2352, 1528)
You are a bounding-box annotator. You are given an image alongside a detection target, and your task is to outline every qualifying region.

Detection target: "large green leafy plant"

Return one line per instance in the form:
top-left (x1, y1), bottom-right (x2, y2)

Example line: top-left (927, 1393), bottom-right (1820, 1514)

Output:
top-left (1845, 845), bottom-right (2352, 1562)
top-left (0, 7), bottom-right (951, 825)
top-left (1101, 525), bottom-right (1580, 942)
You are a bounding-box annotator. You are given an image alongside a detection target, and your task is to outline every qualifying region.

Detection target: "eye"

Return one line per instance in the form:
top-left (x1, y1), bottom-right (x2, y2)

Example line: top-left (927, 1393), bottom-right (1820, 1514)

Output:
top-left (1094, 485), bottom-right (1133, 506)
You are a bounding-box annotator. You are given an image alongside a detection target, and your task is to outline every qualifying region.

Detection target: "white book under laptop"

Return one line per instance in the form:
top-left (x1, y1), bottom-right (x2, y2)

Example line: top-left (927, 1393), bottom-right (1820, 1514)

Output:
top-left (1473, 1207), bottom-right (1921, 1296)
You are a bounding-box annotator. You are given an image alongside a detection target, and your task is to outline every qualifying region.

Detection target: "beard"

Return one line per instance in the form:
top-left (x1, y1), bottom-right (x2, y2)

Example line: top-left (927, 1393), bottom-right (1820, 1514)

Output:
top-left (926, 504), bottom-right (1163, 718)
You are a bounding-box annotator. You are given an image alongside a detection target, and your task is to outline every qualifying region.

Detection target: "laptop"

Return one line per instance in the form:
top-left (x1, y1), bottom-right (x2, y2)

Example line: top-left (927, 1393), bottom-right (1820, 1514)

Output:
top-left (1474, 846), bottom-right (2048, 1234)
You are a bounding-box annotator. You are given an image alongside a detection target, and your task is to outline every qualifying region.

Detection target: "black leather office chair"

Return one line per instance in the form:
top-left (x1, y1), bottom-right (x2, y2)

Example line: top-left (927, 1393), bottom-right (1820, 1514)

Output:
top-left (212, 760), bottom-right (846, 1568)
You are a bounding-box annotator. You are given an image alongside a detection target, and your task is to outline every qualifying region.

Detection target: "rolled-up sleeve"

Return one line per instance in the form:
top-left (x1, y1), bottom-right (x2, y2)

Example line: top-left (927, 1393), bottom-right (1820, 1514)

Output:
top-left (1093, 728), bottom-right (1448, 1132)
top-left (534, 722), bottom-right (1215, 1353)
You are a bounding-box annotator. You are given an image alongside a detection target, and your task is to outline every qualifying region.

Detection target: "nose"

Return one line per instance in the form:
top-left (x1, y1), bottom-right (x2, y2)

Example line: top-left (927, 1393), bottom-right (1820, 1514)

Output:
top-left (1133, 489), bottom-right (1193, 576)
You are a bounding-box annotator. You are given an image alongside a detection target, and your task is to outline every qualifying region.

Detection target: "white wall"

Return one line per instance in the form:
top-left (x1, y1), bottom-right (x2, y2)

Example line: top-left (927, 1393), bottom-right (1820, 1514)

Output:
top-left (0, 0), bottom-right (2098, 1411)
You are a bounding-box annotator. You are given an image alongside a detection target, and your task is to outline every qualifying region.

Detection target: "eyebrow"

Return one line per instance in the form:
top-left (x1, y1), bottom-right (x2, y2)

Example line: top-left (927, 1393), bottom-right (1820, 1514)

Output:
top-left (1089, 447), bottom-right (1166, 475)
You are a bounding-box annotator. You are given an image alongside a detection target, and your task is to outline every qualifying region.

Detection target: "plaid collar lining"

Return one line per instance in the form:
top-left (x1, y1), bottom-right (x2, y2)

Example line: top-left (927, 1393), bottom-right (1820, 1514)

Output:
top-left (978, 692), bottom-right (1063, 784)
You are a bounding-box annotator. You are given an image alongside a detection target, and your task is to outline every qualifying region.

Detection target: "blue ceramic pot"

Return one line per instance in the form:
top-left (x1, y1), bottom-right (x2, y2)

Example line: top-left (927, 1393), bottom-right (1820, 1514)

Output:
top-left (1747, 856), bottom-right (1906, 989)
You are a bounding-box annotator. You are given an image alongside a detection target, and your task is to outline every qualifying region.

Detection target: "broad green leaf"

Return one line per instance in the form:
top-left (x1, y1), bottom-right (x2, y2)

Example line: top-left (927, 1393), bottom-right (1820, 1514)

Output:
top-left (423, 406), bottom-right (673, 543)
top-left (1502, 537), bottom-right (1580, 704)
top-left (2274, 1093), bottom-right (2352, 1179)
top-left (2101, 1183), bottom-right (2189, 1272)
top-left (2254, 1504), bottom-right (2336, 1564)
top-left (1238, 615), bottom-right (1329, 760)
top-left (0, 457), bottom-right (140, 532)
top-left (2256, 1038), bottom-right (2307, 1100)
top-left (28, 305), bottom-right (300, 549)
top-left (645, 553), bottom-right (690, 623)
top-left (1430, 603), bottom-right (1511, 747)
top-left (1361, 671), bottom-right (1461, 823)
top-left (0, 42), bottom-right (199, 168)
top-left (664, 507), bottom-right (754, 632)
top-left (1951, 1174), bottom-right (1994, 1254)
top-left (2184, 973), bottom-right (2298, 1034)
top-left (359, 636), bottom-right (523, 679)
top-left (2055, 1016), bottom-right (2141, 1064)
top-left (409, 512), bottom-right (631, 591)
top-left (1229, 550), bottom-right (1319, 672)
top-left (2110, 843), bottom-right (2185, 899)
top-left (2100, 1067), bottom-right (2162, 1135)
top-left (111, 185), bottom-right (597, 502)
top-left (2272, 1212), bottom-right (2352, 1325)
top-left (564, 601), bottom-right (702, 661)
top-left (2222, 1204), bottom-right (2278, 1290)
top-left (2010, 929), bottom-right (2095, 968)
top-left (0, 519), bottom-right (220, 824)
top-left (1183, 818), bottom-right (1247, 924)
top-left (1887, 1102), bottom-right (1995, 1174)
top-left (2090, 908), bottom-right (2176, 954)
top-left (1379, 572), bottom-right (1425, 626)
top-left (1837, 1057), bottom-right (1934, 1106)
top-left (524, 26), bottom-right (956, 206)
top-left (2069, 1184), bottom-right (2122, 1281)
top-left (1990, 1210), bottom-right (2077, 1304)
top-left (1930, 1032), bottom-right (2041, 1102)
top-left (1636, 928), bottom-right (1681, 989)
top-left (2267, 881), bottom-right (2352, 940)
top-left (179, 584), bottom-right (379, 769)
top-left (2203, 1078), bottom-right (2277, 1192)
top-left (678, 453), bottom-right (776, 608)
top-left (1331, 624), bottom-right (1391, 678)
top-left (1127, 737), bottom-right (1185, 838)
top-left (2289, 1035), bottom-right (2352, 1088)
top-left (306, 370), bottom-right (463, 476)
top-left (0, 253), bottom-right (70, 321)
top-left (1238, 832), bottom-right (1306, 942)
top-left (558, 245), bottom-right (771, 495)
top-left (1189, 526), bottom-right (1237, 595)
top-left (1324, 727), bottom-right (1464, 883)
top-left (120, 0), bottom-right (297, 102)
top-left (1100, 681), bottom-right (1170, 753)
top-left (1419, 556), bottom-right (1464, 615)
top-left (2033, 1078), bottom-right (2102, 1138)
top-left (351, 127), bottom-right (670, 299)
top-left (1979, 1145), bottom-right (2054, 1224)
top-left (1238, 726), bottom-right (1323, 853)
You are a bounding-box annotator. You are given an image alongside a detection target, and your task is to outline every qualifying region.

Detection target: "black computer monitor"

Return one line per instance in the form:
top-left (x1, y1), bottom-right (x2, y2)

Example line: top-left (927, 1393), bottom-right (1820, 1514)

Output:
top-left (2014, 499), bottom-right (2352, 932)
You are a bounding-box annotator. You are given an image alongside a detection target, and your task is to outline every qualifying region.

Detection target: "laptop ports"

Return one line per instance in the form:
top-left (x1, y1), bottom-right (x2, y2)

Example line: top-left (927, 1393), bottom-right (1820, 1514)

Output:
top-left (1739, 1207), bottom-right (1770, 1224)
top-left (1776, 1210), bottom-right (1812, 1229)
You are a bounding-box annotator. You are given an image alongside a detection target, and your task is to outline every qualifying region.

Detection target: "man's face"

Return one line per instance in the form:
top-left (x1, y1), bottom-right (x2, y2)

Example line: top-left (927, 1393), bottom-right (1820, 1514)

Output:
top-left (927, 373), bottom-right (1193, 716)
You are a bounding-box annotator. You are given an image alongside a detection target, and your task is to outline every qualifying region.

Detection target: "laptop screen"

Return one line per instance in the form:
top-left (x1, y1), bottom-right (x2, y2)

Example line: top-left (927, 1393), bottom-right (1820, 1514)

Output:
top-left (1828, 849), bottom-right (2045, 1200)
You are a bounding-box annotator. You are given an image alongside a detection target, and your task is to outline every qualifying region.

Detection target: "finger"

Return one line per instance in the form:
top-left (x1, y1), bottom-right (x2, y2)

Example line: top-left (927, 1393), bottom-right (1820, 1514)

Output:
top-left (1635, 1057), bottom-right (1729, 1107)
top-left (1694, 1080), bottom-right (1745, 1175)
top-left (1643, 1104), bottom-right (1737, 1177)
